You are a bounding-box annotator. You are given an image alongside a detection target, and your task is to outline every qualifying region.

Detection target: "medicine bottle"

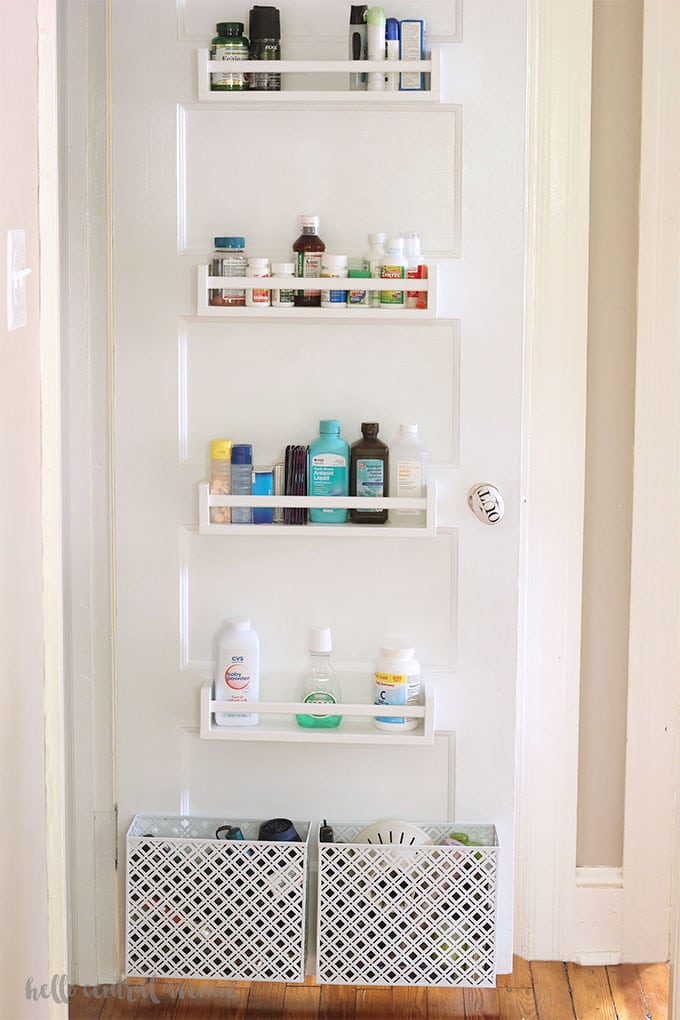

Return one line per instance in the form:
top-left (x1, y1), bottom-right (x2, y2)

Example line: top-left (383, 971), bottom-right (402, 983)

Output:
top-left (308, 419), bottom-right (349, 524)
top-left (209, 237), bottom-right (247, 306)
top-left (349, 422), bottom-right (388, 524)
top-left (210, 23), bottom-right (250, 91)
top-left (380, 237), bottom-right (408, 305)
top-left (214, 619), bottom-right (260, 726)
top-left (362, 232), bottom-right (386, 308)
top-left (347, 268), bottom-right (371, 307)
top-left (321, 254), bottom-right (348, 308)
top-left (209, 439), bottom-right (232, 524)
top-left (405, 231), bottom-right (428, 309)
top-left (231, 444), bottom-right (253, 524)
top-left (245, 257), bottom-right (271, 307)
top-left (271, 262), bottom-right (295, 307)
top-left (373, 641), bottom-right (421, 732)
top-left (389, 424), bottom-right (427, 526)
top-left (292, 214), bottom-right (326, 307)
top-left (248, 6), bottom-right (281, 91)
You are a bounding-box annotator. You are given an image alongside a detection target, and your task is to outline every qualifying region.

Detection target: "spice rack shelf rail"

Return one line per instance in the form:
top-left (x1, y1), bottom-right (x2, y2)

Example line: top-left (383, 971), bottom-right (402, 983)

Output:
top-left (197, 266), bottom-right (436, 318)
top-left (198, 482), bottom-right (437, 537)
top-left (200, 678), bottom-right (435, 745)
top-left (198, 49), bottom-right (442, 103)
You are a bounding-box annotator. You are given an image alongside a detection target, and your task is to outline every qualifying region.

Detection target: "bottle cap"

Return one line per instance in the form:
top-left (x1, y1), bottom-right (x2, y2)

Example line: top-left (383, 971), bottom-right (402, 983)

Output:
top-left (214, 236), bottom-right (246, 249)
top-left (350, 4), bottom-right (368, 25)
top-left (249, 5), bottom-right (280, 40)
top-left (210, 439), bottom-right (232, 459)
top-left (368, 233), bottom-right (387, 244)
top-left (230, 444), bottom-right (252, 464)
top-left (322, 254), bottom-right (348, 267)
top-left (271, 262), bottom-right (295, 274)
top-left (348, 269), bottom-right (372, 278)
top-left (361, 422), bottom-right (380, 437)
top-left (217, 22), bottom-right (245, 36)
top-left (309, 626), bottom-right (332, 654)
top-left (319, 419), bottom-right (341, 435)
top-left (400, 423), bottom-right (419, 434)
top-left (380, 640), bottom-right (414, 659)
top-left (299, 214), bottom-right (320, 231)
top-left (386, 237), bottom-right (405, 252)
top-left (386, 17), bottom-right (399, 40)
top-left (364, 6), bottom-right (386, 26)
top-left (225, 618), bottom-right (251, 630)
top-left (247, 257), bottom-right (270, 266)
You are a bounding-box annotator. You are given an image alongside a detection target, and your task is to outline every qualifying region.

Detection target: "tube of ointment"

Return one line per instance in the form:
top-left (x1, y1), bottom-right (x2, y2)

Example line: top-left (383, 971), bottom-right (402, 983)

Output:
top-left (385, 18), bottom-right (399, 91)
top-left (364, 6), bottom-right (386, 91)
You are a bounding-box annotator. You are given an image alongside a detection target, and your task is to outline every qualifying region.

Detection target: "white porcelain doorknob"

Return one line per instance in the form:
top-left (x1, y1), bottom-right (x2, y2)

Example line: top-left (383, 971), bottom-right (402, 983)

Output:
top-left (468, 483), bottom-right (505, 525)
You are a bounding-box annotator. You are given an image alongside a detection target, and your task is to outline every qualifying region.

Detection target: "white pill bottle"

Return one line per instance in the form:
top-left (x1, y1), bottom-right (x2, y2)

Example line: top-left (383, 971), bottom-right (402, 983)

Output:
top-left (373, 640), bottom-right (421, 732)
top-left (214, 619), bottom-right (260, 726)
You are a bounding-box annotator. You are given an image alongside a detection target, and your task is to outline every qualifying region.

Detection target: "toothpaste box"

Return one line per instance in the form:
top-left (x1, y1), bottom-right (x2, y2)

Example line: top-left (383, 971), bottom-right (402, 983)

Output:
top-left (399, 19), bottom-right (426, 91)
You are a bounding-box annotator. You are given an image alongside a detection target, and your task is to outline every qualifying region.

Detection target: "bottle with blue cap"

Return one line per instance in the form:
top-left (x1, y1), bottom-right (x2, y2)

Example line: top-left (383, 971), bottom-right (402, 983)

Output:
top-left (308, 419), bottom-right (349, 524)
top-left (385, 18), bottom-right (399, 90)
top-left (209, 236), bottom-right (247, 307)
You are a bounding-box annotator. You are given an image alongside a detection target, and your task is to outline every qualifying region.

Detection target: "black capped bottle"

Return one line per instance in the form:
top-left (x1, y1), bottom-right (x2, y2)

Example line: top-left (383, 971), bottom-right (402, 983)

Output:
top-left (248, 6), bottom-right (281, 91)
top-left (292, 215), bottom-right (325, 307)
top-left (350, 422), bottom-right (388, 524)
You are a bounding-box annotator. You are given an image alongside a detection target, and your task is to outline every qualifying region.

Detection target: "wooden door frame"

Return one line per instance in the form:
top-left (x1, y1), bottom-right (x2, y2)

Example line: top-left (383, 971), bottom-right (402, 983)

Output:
top-left (60, 0), bottom-right (680, 979)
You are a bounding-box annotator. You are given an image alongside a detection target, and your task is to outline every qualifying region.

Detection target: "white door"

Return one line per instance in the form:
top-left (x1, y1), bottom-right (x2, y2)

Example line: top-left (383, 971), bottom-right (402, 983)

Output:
top-left (111, 0), bottom-right (526, 977)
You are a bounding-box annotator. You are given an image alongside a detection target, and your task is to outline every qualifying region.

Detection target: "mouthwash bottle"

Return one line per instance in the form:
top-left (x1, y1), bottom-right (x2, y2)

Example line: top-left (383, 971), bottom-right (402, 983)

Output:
top-left (350, 421), bottom-right (388, 524)
top-left (296, 627), bottom-right (342, 729)
top-left (309, 419), bottom-right (349, 524)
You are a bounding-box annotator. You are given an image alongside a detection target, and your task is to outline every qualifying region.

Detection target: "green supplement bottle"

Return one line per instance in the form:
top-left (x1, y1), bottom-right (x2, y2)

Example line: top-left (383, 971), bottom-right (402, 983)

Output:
top-left (211, 23), bottom-right (250, 91)
top-left (296, 627), bottom-right (342, 729)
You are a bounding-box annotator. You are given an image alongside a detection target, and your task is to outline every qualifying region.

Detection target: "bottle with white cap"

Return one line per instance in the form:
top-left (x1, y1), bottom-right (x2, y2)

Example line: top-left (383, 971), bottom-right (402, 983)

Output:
top-left (373, 639), bottom-right (421, 731)
top-left (296, 626), bottom-right (342, 729)
top-left (214, 618), bottom-right (260, 726)
top-left (389, 424), bottom-right (427, 526)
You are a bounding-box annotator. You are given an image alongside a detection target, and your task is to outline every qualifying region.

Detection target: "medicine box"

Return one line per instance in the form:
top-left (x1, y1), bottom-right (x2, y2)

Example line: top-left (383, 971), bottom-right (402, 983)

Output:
top-left (399, 20), bottom-right (426, 91)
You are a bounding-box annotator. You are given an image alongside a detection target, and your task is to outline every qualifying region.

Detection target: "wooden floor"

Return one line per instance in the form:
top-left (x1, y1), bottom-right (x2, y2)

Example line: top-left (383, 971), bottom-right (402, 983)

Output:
top-left (69, 957), bottom-right (670, 1019)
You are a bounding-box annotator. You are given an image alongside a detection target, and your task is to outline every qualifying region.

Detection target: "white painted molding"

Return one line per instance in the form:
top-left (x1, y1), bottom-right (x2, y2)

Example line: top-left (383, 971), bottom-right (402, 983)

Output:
top-left (515, 0), bottom-right (593, 961)
top-left (625, 0), bottom-right (680, 973)
top-left (573, 868), bottom-right (623, 966)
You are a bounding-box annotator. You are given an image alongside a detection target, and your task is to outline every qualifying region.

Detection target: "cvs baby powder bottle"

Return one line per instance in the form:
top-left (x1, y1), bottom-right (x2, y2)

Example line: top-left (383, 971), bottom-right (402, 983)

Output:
top-left (214, 619), bottom-right (260, 726)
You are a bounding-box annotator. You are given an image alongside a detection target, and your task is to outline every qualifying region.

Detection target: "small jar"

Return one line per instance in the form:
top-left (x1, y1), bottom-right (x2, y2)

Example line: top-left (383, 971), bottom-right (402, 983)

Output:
top-left (271, 262), bottom-right (295, 308)
top-left (210, 23), bottom-right (250, 91)
top-left (209, 439), bottom-right (232, 524)
top-left (347, 268), bottom-right (371, 307)
top-left (246, 257), bottom-right (271, 307)
top-left (321, 254), bottom-right (348, 308)
top-left (209, 236), bottom-right (247, 306)
top-left (373, 641), bottom-right (422, 732)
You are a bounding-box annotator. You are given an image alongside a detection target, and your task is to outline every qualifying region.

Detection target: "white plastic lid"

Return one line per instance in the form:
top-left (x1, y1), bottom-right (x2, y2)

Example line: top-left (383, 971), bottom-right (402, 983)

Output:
top-left (368, 232), bottom-right (387, 244)
top-left (225, 618), bottom-right (251, 630)
top-left (300, 214), bottom-right (319, 230)
top-left (322, 254), bottom-right (348, 267)
top-left (248, 257), bottom-right (270, 265)
top-left (309, 626), bottom-right (332, 654)
top-left (271, 262), bottom-right (295, 274)
top-left (385, 237), bottom-right (405, 252)
top-left (400, 423), bottom-right (419, 434)
top-left (380, 639), bottom-right (414, 658)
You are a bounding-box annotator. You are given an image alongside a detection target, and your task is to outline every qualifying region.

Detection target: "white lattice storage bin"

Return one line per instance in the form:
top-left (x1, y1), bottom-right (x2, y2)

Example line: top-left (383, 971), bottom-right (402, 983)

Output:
top-left (317, 822), bottom-right (499, 987)
top-left (126, 814), bottom-right (310, 982)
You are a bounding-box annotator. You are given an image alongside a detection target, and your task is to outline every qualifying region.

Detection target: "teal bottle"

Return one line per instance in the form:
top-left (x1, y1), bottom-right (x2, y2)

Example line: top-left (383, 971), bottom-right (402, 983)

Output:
top-left (296, 627), bottom-right (342, 729)
top-left (308, 419), bottom-right (349, 524)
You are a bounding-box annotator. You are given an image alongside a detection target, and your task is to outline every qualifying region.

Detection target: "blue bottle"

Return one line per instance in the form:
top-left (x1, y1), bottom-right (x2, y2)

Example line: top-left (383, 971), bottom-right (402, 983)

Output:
top-left (231, 444), bottom-right (253, 524)
top-left (309, 420), bottom-right (349, 524)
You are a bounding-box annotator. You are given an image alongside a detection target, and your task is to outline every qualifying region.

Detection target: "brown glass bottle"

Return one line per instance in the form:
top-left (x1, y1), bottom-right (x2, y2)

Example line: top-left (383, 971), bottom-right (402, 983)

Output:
top-left (292, 214), bottom-right (325, 307)
top-left (350, 422), bottom-right (389, 524)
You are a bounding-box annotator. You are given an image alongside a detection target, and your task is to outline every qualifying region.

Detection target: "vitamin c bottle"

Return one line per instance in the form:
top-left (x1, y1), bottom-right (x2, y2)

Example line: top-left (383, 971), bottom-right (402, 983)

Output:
top-left (293, 214), bottom-right (325, 307)
top-left (210, 23), bottom-right (250, 91)
top-left (373, 641), bottom-right (421, 732)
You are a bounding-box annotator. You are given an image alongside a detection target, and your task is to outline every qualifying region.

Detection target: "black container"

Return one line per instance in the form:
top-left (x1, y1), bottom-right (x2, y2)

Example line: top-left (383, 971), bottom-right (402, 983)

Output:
top-left (350, 422), bottom-right (389, 524)
top-left (249, 6), bottom-right (281, 90)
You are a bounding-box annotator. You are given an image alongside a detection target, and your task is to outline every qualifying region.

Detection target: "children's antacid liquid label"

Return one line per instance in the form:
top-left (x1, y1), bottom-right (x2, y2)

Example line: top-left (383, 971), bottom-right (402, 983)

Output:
top-left (356, 458), bottom-right (385, 497)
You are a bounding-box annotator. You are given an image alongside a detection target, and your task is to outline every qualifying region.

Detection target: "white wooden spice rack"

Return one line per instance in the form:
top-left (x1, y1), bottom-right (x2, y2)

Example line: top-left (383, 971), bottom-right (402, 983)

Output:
top-left (200, 678), bottom-right (435, 745)
top-left (196, 266), bottom-right (436, 319)
top-left (198, 481), bottom-right (437, 537)
top-left (197, 48), bottom-right (442, 103)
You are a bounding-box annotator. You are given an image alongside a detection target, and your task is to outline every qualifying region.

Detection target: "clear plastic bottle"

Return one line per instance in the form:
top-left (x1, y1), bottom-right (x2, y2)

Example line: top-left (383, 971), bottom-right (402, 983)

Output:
top-left (209, 439), bottom-right (231, 524)
top-left (405, 231), bottom-right (428, 309)
top-left (248, 5), bottom-right (281, 91)
top-left (362, 232), bottom-right (386, 308)
top-left (210, 23), bottom-right (250, 91)
top-left (292, 214), bottom-right (326, 307)
top-left (380, 237), bottom-right (408, 305)
top-left (388, 424), bottom-right (427, 527)
top-left (231, 444), bottom-right (253, 524)
top-left (214, 619), bottom-right (260, 726)
top-left (308, 419), bottom-right (349, 524)
top-left (296, 626), bottom-right (342, 728)
top-left (209, 237), bottom-right (247, 306)
top-left (373, 641), bottom-right (421, 732)
top-left (349, 422), bottom-right (388, 524)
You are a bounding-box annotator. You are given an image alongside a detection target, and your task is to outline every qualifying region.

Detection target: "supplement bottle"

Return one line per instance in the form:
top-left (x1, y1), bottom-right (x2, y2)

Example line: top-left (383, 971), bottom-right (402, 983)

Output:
top-left (271, 262), bottom-right (295, 307)
top-left (380, 237), bottom-right (408, 305)
top-left (320, 254), bottom-right (348, 308)
top-left (292, 214), bottom-right (326, 307)
top-left (248, 5), bottom-right (281, 91)
top-left (349, 422), bottom-right (388, 524)
top-left (209, 237), bottom-right (247, 306)
top-left (214, 619), bottom-right (260, 726)
top-left (231, 443), bottom-right (253, 524)
top-left (405, 231), bottom-right (428, 309)
top-left (373, 641), bottom-right (421, 732)
top-left (388, 424), bottom-right (427, 526)
top-left (209, 439), bottom-right (232, 524)
top-left (210, 23), bottom-right (250, 91)
top-left (245, 256), bottom-right (270, 307)
top-left (308, 419), bottom-right (349, 524)
top-left (362, 232), bottom-right (386, 308)
top-left (296, 626), bottom-right (342, 729)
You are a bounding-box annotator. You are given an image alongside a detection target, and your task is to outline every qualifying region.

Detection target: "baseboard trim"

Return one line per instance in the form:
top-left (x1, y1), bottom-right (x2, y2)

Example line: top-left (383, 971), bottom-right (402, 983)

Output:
top-left (573, 867), bottom-right (623, 962)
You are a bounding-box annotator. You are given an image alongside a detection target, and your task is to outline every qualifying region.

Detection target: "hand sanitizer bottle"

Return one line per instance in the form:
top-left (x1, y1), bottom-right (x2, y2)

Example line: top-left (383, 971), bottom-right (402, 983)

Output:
top-left (296, 627), bottom-right (342, 729)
